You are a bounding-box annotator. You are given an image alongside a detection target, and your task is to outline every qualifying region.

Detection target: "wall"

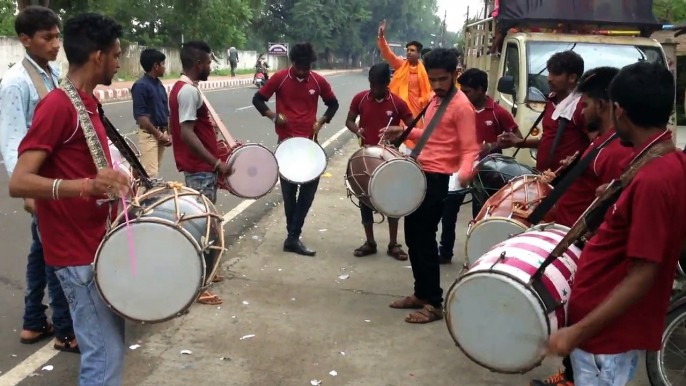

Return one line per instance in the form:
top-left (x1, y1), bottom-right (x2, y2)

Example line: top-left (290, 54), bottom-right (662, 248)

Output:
top-left (0, 36), bottom-right (289, 79)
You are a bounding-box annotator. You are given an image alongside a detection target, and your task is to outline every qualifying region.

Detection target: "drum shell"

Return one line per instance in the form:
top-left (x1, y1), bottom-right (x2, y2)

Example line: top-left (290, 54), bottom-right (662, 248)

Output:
top-left (474, 174), bottom-right (556, 226)
top-left (471, 154), bottom-right (538, 205)
top-left (345, 145), bottom-right (405, 210)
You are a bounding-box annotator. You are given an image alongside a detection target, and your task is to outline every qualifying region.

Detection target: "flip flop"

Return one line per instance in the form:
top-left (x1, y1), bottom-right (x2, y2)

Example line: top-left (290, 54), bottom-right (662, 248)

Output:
top-left (20, 323), bottom-right (54, 344)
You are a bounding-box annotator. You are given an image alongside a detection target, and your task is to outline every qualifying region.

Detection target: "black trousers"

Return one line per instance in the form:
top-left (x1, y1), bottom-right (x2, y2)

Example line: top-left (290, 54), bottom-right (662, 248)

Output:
top-left (405, 172), bottom-right (450, 308)
top-left (439, 192), bottom-right (482, 261)
top-left (281, 176), bottom-right (320, 240)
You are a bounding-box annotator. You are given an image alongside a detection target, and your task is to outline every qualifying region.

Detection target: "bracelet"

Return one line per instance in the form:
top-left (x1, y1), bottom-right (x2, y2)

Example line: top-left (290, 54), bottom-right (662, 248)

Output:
top-left (80, 178), bottom-right (91, 201)
top-left (52, 179), bottom-right (62, 200)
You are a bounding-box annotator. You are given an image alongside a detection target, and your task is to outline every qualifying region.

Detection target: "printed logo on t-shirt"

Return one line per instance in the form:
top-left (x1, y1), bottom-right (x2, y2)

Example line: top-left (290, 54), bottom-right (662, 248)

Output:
top-left (485, 120), bottom-right (493, 126)
top-left (386, 110), bottom-right (393, 117)
top-left (309, 89), bottom-right (316, 95)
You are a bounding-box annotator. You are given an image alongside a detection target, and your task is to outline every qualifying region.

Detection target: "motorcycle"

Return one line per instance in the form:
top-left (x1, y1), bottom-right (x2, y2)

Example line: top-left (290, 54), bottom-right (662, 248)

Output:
top-left (254, 57), bottom-right (269, 89)
top-left (254, 71), bottom-right (266, 88)
top-left (645, 260), bottom-right (686, 386)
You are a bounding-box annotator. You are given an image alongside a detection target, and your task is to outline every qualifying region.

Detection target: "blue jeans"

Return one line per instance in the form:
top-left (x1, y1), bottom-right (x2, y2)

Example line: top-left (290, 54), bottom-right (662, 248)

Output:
top-left (55, 265), bottom-right (125, 386)
top-left (184, 171), bottom-right (218, 204)
top-left (438, 192), bottom-right (482, 261)
top-left (569, 348), bottom-right (640, 386)
top-left (23, 216), bottom-right (74, 339)
top-left (281, 176), bottom-right (319, 240)
top-left (360, 203), bottom-right (399, 225)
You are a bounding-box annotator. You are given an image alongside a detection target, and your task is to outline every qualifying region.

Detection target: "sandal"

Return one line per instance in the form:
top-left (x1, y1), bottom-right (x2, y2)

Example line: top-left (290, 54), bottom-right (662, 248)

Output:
top-left (354, 241), bottom-right (377, 257)
top-left (54, 335), bottom-right (80, 354)
top-left (20, 322), bottom-right (54, 344)
top-left (387, 243), bottom-right (408, 261)
top-left (389, 295), bottom-right (426, 309)
top-left (405, 304), bottom-right (444, 324)
top-left (212, 274), bottom-right (225, 283)
top-left (197, 291), bottom-right (223, 305)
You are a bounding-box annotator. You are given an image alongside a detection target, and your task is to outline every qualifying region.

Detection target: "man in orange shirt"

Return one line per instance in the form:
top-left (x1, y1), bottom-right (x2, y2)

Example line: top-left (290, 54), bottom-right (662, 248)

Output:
top-left (382, 48), bottom-right (479, 324)
top-left (377, 20), bottom-right (432, 153)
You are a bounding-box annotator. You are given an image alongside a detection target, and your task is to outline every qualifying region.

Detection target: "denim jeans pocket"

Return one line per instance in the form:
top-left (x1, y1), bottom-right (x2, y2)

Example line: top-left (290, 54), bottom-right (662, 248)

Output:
top-left (54, 268), bottom-right (76, 309)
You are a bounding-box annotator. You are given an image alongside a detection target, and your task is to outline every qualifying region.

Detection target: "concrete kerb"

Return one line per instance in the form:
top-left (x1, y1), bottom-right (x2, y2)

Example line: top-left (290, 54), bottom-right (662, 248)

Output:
top-left (95, 69), bottom-right (362, 103)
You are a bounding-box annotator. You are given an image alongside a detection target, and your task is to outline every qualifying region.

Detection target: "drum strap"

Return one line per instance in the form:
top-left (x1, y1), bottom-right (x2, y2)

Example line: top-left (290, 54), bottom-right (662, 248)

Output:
top-left (545, 118), bottom-right (569, 170)
top-left (409, 86), bottom-right (458, 160)
top-left (512, 104), bottom-right (547, 158)
top-left (526, 133), bottom-right (618, 224)
top-left (529, 136), bottom-right (676, 314)
top-left (390, 100), bottom-right (432, 148)
top-left (179, 75), bottom-right (238, 148)
top-left (22, 57), bottom-right (55, 100)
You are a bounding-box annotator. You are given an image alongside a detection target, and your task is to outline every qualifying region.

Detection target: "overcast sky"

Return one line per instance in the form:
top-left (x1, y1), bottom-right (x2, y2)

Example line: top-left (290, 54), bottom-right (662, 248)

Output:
top-left (437, 0), bottom-right (486, 32)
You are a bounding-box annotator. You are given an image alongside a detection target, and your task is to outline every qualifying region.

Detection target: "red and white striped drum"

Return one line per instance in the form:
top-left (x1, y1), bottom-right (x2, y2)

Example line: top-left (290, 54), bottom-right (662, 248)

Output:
top-left (445, 223), bottom-right (580, 374)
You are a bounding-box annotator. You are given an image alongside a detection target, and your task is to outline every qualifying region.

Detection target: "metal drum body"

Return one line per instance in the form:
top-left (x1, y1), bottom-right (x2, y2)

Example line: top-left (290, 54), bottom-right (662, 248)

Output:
top-left (217, 140), bottom-right (279, 199)
top-left (345, 145), bottom-right (426, 218)
top-left (274, 137), bottom-right (327, 184)
top-left (465, 174), bottom-right (555, 266)
top-left (93, 185), bottom-right (224, 324)
top-left (471, 154), bottom-right (538, 206)
top-left (446, 224), bottom-right (580, 374)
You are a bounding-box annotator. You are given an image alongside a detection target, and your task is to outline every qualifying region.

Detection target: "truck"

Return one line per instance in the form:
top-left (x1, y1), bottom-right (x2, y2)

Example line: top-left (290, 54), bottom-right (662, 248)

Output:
top-left (464, 0), bottom-right (677, 167)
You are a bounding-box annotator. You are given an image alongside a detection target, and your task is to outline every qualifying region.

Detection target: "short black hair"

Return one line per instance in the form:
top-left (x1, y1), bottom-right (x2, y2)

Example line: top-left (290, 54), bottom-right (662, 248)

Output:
top-left (180, 41), bottom-right (211, 70)
top-left (63, 13), bottom-right (122, 67)
top-left (406, 40), bottom-right (423, 52)
top-left (423, 48), bottom-right (457, 73)
top-left (15, 6), bottom-right (61, 38)
top-left (140, 48), bottom-right (166, 72)
top-left (421, 48), bottom-right (432, 57)
top-left (369, 63), bottom-right (391, 85)
top-left (577, 67), bottom-right (620, 102)
top-left (609, 61), bottom-right (674, 128)
top-left (458, 68), bottom-right (488, 92)
top-left (289, 42), bottom-right (317, 67)
top-left (547, 50), bottom-right (584, 79)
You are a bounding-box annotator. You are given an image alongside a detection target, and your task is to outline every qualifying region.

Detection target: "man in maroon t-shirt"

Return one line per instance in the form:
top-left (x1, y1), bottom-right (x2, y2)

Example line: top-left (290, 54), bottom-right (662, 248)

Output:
top-left (9, 14), bottom-right (131, 385)
top-left (499, 51), bottom-right (591, 173)
top-left (252, 42), bottom-right (339, 256)
top-left (438, 68), bottom-right (520, 264)
top-left (169, 40), bottom-right (232, 306)
top-left (345, 63), bottom-right (413, 260)
top-left (547, 62), bottom-right (686, 386)
top-left (529, 66), bottom-right (632, 386)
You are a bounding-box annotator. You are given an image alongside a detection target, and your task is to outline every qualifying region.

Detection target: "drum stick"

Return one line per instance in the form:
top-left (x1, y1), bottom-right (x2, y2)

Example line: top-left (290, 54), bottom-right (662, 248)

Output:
top-left (113, 161), bottom-right (138, 278)
top-left (378, 117), bottom-right (393, 145)
top-left (199, 92), bottom-right (238, 148)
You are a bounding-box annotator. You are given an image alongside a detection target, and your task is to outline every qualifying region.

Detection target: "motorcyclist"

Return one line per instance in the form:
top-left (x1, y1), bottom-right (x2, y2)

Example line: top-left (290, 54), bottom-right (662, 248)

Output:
top-left (255, 55), bottom-right (270, 81)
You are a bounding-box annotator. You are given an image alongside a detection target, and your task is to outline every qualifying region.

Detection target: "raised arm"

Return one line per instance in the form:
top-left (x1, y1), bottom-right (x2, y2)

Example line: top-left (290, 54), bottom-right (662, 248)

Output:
top-left (377, 20), bottom-right (404, 70)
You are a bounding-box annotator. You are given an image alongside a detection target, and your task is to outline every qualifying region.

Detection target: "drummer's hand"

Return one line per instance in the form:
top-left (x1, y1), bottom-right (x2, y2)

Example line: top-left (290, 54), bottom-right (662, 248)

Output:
top-left (497, 132), bottom-right (521, 149)
top-left (355, 128), bottom-right (366, 140)
top-left (457, 172), bottom-right (472, 188)
top-left (313, 120), bottom-right (324, 134)
top-left (380, 125), bottom-right (403, 140)
top-left (547, 326), bottom-right (583, 357)
top-left (217, 162), bottom-right (235, 176)
top-left (596, 183), bottom-right (610, 197)
top-left (91, 168), bottom-right (131, 197)
top-left (275, 114), bottom-right (287, 126)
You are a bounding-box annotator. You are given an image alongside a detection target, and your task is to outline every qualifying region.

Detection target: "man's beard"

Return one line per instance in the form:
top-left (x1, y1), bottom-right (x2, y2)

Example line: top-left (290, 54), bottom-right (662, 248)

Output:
top-left (199, 70), bottom-right (210, 81)
top-left (586, 117), bottom-right (601, 132)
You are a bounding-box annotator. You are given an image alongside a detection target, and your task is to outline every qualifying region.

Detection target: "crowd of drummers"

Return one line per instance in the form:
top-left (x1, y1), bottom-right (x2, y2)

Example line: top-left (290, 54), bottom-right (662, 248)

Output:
top-left (2, 6), bottom-right (686, 386)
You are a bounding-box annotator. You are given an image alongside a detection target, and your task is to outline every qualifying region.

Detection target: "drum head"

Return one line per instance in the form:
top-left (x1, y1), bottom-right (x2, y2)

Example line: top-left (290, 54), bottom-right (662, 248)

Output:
top-left (471, 155), bottom-right (537, 205)
top-left (275, 138), bottom-right (327, 183)
top-left (95, 221), bottom-right (204, 323)
top-left (226, 144), bottom-right (279, 198)
top-left (466, 219), bottom-right (527, 266)
top-left (369, 159), bottom-right (426, 217)
top-left (527, 223), bottom-right (571, 234)
top-left (446, 272), bottom-right (549, 373)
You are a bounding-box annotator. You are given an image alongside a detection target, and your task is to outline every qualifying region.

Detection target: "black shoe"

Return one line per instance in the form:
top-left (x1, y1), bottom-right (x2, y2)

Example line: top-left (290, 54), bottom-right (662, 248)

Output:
top-left (283, 239), bottom-right (316, 256)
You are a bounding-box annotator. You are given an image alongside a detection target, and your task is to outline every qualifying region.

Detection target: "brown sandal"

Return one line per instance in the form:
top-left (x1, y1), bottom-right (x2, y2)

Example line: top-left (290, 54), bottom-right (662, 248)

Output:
top-left (354, 241), bottom-right (377, 257)
top-left (212, 274), bottom-right (225, 283)
top-left (197, 291), bottom-right (223, 305)
top-left (389, 295), bottom-right (426, 309)
top-left (405, 304), bottom-right (444, 324)
top-left (387, 243), bottom-right (408, 261)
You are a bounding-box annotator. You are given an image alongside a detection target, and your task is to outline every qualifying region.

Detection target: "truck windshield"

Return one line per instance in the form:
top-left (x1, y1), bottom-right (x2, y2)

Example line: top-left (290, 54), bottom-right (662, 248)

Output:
top-left (526, 42), bottom-right (666, 102)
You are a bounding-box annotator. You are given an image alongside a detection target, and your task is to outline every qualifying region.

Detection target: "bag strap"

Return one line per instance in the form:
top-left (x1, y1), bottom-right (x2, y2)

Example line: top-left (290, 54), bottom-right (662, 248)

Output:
top-left (527, 133), bottom-right (618, 224)
top-left (22, 58), bottom-right (54, 100)
top-left (512, 103), bottom-right (547, 158)
top-left (544, 118), bottom-right (569, 170)
top-left (179, 75), bottom-right (237, 147)
top-left (390, 100), bottom-right (431, 148)
top-left (409, 86), bottom-right (458, 160)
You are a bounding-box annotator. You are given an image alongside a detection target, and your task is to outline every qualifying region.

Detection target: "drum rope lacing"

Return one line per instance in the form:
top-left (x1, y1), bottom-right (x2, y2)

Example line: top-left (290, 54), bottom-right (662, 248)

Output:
top-left (344, 150), bottom-right (388, 225)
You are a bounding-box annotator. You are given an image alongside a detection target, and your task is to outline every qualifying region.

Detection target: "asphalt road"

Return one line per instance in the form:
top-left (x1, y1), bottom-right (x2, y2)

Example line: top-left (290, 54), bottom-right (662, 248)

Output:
top-left (0, 72), bottom-right (366, 385)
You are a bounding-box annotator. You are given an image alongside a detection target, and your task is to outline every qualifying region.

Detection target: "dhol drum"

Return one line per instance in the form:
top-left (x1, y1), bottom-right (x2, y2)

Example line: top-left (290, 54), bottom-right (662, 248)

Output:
top-left (464, 174), bottom-right (555, 266)
top-left (274, 137), bottom-right (328, 184)
top-left (217, 139), bottom-right (279, 199)
top-left (345, 145), bottom-right (426, 218)
top-left (445, 223), bottom-right (580, 374)
top-left (471, 154), bottom-right (538, 206)
top-left (109, 138), bottom-right (141, 197)
top-left (94, 183), bottom-right (224, 324)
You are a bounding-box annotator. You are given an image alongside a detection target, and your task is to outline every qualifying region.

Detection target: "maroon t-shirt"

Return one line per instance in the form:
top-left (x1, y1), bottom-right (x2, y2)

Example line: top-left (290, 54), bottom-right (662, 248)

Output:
top-left (568, 131), bottom-right (686, 353)
top-left (18, 89), bottom-right (117, 267)
top-left (349, 90), bottom-right (413, 146)
top-left (554, 129), bottom-right (632, 227)
top-left (537, 96), bottom-right (589, 171)
top-left (168, 81), bottom-right (218, 173)
top-left (258, 67), bottom-right (336, 141)
top-left (476, 97), bottom-right (518, 157)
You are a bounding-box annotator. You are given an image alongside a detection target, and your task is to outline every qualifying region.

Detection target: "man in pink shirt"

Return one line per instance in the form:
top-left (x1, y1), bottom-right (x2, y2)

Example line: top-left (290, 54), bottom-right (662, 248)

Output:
top-left (382, 48), bottom-right (479, 324)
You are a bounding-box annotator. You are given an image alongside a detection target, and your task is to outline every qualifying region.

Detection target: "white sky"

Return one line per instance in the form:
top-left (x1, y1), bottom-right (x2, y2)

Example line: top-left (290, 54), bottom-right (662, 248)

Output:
top-left (437, 0), bottom-right (486, 32)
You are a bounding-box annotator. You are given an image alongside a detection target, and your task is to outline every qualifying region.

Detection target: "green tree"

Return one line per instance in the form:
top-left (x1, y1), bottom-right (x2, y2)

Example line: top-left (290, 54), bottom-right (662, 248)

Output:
top-left (654, 0), bottom-right (686, 23)
top-left (0, 0), bottom-right (16, 36)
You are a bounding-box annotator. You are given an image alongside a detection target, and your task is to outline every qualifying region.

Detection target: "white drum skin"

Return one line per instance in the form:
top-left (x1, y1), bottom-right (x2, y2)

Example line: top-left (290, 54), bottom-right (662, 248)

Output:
top-left (369, 158), bottom-right (426, 217)
top-left (224, 143), bottom-right (278, 199)
top-left (274, 137), bottom-right (327, 184)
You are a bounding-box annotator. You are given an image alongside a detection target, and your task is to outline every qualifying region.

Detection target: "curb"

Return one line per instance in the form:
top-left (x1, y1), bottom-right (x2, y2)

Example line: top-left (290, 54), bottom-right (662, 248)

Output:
top-left (95, 70), bottom-right (361, 103)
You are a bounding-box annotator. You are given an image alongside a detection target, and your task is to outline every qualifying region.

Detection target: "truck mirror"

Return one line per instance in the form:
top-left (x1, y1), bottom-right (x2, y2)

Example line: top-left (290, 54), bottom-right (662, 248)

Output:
top-left (497, 76), bottom-right (517, 97)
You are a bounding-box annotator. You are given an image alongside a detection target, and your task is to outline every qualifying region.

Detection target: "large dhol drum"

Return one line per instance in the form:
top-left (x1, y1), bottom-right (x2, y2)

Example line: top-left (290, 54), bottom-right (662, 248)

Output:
top-left (471, 154), bottom-right (538, 206)
top-left (446, 223), bottom-right (580, 374)
top-left (464, 174), bottom-right (555, 266)
top-left (274, 137), bottom-right (327, 184)
top-left (94, 184), bottom-right (225, 324)
top-left (345, 145), bottom-right (426, 218)
top-left (217, 140), bottom-right (279, 199)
